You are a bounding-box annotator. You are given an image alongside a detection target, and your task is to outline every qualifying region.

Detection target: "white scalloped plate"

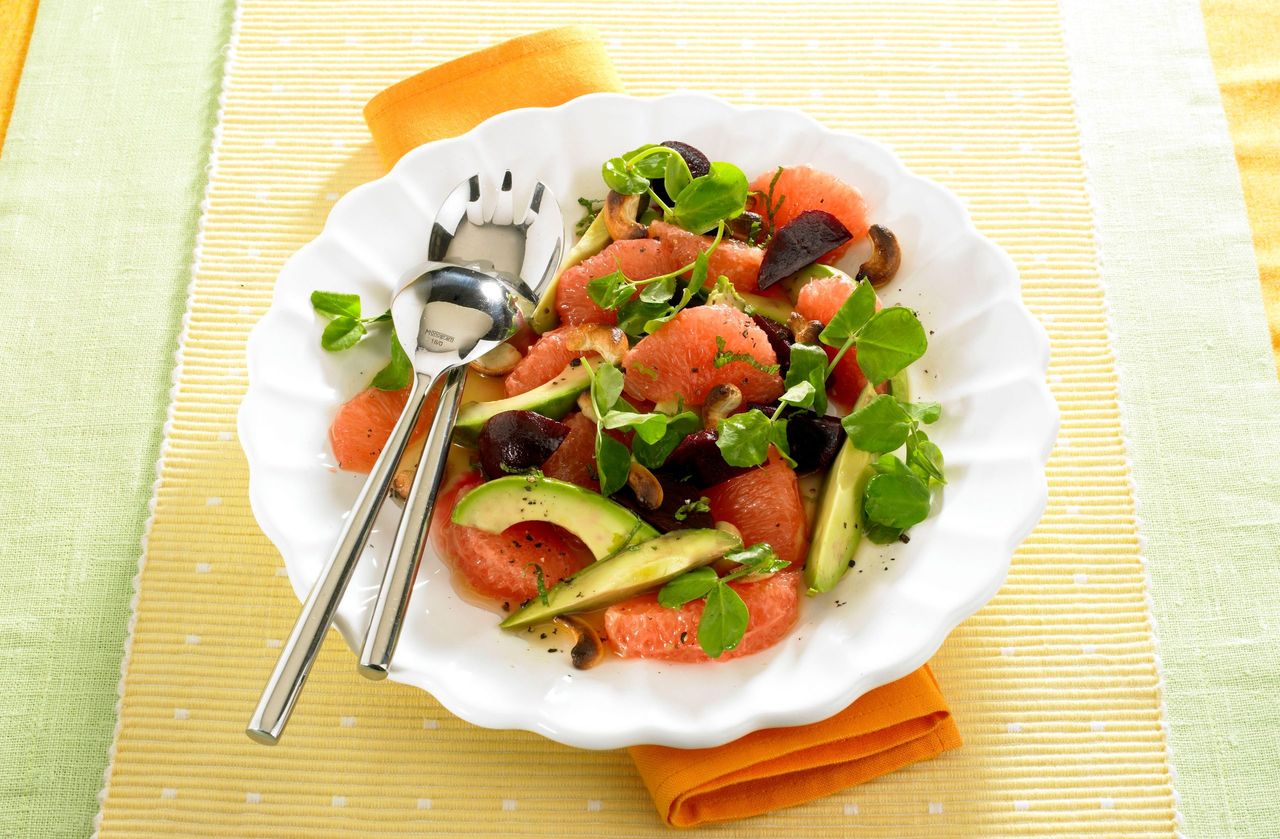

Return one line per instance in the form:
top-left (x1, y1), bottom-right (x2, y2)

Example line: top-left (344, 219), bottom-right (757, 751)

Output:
top-left (239, 92), bottom-right (1056, 749)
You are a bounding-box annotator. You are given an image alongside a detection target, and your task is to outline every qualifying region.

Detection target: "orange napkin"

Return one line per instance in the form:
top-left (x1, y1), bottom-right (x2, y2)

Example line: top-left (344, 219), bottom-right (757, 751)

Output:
top-left (363, 27), bottom-right (961, 828)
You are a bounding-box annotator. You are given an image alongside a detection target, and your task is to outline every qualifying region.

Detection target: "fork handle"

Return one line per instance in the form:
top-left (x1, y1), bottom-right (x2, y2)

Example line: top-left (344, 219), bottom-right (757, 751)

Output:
top-left (358, 366), bottom-right (466, 678)
top-left (246, 373), bottom-right (435, 744)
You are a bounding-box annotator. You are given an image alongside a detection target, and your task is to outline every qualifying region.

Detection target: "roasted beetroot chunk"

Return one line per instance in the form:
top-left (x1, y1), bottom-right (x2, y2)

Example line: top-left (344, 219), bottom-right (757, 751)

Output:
top-left (614, 473), bottom-right (716, 533)
top-left (785, 412), bottom-right (845, 475)
top-left (757, 210), bottom-right (853, 289)
top-left (477, 410), bottom-right (571, 480)
top-left (751, 313), bottom-right (794, 374)
top-left (649, 140), bottom-right (712, 205)
top-left (662, 429), bottom-right (753, 487)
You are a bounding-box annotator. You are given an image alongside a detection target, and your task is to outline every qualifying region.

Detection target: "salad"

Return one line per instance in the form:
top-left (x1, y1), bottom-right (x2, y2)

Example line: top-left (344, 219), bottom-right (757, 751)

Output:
top-left (312, 141), bottom-right (943, 668)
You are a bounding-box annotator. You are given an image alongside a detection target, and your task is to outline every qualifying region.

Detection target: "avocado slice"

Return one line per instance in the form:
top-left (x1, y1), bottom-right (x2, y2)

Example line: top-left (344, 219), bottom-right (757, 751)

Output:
top-left (451, 474), bottom-right (659, 561)
top-left (530, 212), bottom-right (612, 334)
top-left (740, 290), bottom-right (794, 324)
top-left (803, 384), bottom-right (879, 595)
top-left (453, 362), bottom-right (591, 443)
top-left (500, 528), bottom-right (741, 629)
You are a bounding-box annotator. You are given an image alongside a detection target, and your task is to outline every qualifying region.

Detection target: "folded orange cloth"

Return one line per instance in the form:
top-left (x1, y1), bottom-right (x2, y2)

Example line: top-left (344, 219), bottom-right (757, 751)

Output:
top-left (363, 27), bottom-right (961, 829)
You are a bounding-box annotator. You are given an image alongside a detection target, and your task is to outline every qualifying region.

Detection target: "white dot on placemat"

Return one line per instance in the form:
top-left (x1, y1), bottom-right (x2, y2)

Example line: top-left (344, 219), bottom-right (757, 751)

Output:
top-left (1091, 720), bottom-right (1106, 732)
top-left (161, 788), bottom-right (177, 800)
top-left (1014, 799), bottom-right (1029, 811)
top-left (742, 87), bottom-right (758, 100)
top-left (422, 718), bottom-right (438, 730)
top-left (501, 799), bottom-right (518, 812)
top-left (586, 799), bottom-right (602, 812)
top-left (174, 708), bottom-right (189, 720)
top-left (1074, 572), bottom-right (1088, 585)
top-left (1007, 721), bottom-right (1022, 733)
top-left (205, 496), bottom-right (221, 507)
top-left (246, 792), bottom-right (262, 805)
top-left (262, 138), bottom-right (277, 149)
top-left (416, 798), bottom-right (432, 810)
top-left (325, 191), bottom-right (340, 202)
top-left (277, 36), bottom-right (292, 46)
top-left (256, 190), bottom-right (270, 203)
top-left (805, 38), bottom-right (819, 50)
top-left (275, 566), bottom-right (289, 577)
top-left (1082, 643), bottom-right (1097, 655)
top-left (332, 795), bottom-right (347, 808)
top-left (271, 82), bottom-right (284, 95)
top-left (410, 35), bottom-right (425, 46)
top-left (345, 35), bottom-right (359, 45)
top-left (843, 803), bottom-right (859, 816)
top-left (1000, 646), bottom-right (1015, 657)
top-left (340, 716), bottom-right (356, 728)
top-left (1012, 89), bottom-right (1027, 100)
top-left (1100, 798), bottom-right (1115, 810)
top-left (238, 305), bottom-right (252, 316)
top-left (928, 802), bottom-right (944, 815)
top-left (218, 430), bottom-right (233, 442)
top-left (740, 38), bottom-right (755, 51)
top-left (185, 634), bottom-right (200, 645)
top-left (339, 84), bottom-right (353, 96)
top-left (246, 247), bottom-right (261, 259)
top-left (195, 562), bottom-right (211, 574)
top-left (266, 638), bottom-right (282, 649)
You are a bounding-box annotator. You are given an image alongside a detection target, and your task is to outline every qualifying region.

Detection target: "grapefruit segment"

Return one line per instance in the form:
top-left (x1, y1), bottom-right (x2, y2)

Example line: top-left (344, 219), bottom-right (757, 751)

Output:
top-left (555, 238), bottom-right (673, 326)
top-left (431, 472), bottom-right (594, 604)
top-left (795, 274), bottom-right (877, 407)
top-left (750, 165), bottom-right (869, 262)
top-left (505, 325), bottom-right (628, 396)
top-left (329, 385), bottom-right (434, 473)
top-left (705, 452), bottom-right (809, 567)
top-left (648, 221), bottom-right (764, 293)
top-left (621, 305), bottom-right (784, 406)
top-left (604, 570), bottom-right (800, 662)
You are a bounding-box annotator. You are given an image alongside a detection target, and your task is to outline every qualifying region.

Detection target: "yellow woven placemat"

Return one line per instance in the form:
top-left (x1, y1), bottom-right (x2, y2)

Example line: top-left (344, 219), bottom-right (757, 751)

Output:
top-left (97, 1), bottom-right (1178, 835)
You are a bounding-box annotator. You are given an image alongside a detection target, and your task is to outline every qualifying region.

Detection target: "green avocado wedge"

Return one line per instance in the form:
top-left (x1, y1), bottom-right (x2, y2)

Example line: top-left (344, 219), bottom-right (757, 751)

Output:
top-left (451, 474), bottom-right (658, 561)
top-left (453, 362), bottom-right (591, 443)
top-left (803, 384), bottom-right (879, 595)
top-left (530, 211), bottom-right (612, 334)
top-left (500, 529), bottom-right (741, 630)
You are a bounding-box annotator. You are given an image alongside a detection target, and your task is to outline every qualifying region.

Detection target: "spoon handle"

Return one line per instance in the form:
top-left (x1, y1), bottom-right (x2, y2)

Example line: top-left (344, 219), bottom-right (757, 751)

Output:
top-left (246, 373), bottom-right (436, 745)
top-left (358, 365), bottom-right (466, 678)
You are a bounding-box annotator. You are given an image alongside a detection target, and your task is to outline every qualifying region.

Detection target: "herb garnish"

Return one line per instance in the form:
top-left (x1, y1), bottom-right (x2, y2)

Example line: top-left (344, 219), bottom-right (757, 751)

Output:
top-left (713, 335), bottom-right (780, 375)
top-left (583, 361), bottom-right (631, 496)
top-left (673, 497), bottom-right (711, 522)
top-left (309, 290), bottom-right (410, 390)
top-left (657, 543), bottom-right (789, 658)
top-left (575, 197), bottom-right (604, 237)
top-left (529, 563), bottom-right (550, 607)
top-left (817, 279), bottom-right (928, 385)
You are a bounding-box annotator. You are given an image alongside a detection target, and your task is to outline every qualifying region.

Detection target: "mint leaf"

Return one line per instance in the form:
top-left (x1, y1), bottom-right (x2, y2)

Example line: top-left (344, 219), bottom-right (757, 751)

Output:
top-left (657, 567), bottom-right (719, 608)
top-left (371, 328), bottom-right (412, 390)
top-left (842, 394), bottom-right (912, 453)
top-left (602, 410), bottom-right (668, 445)
top-left (670, 161), bottom-right (749, 233)
top-left (587, 270), bottom-right (633, 309)
top-left (632, 410), bottom-right (699, 469)
top-left (864, 468), bottom-right (932, 530)
top-left (596, 433), bottom-right (632, 496)
top-left (311, 290), bottom-right (361, 320)
top-left (320, 316), bottom-right (366, 351)
top-left (713, 335), bottom-right (780, 375)
top-left (698, 583), bottom-right (750, 658)
top-left (602, 156), bottom-right (649, 195)
top-left (715, 409), bottom-right (773, 467)
top-left (591, 364), bottom-right (625, 416)
top-left (855, 307), bottom-right (928, 384)
top-left (818, 279), bottom-right (876, 347)
top-left (784, 343), bottom-right (829, 416)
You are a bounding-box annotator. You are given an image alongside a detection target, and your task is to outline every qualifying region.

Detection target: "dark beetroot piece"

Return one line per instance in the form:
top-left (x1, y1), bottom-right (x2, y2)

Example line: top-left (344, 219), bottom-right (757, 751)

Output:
top-left (785, 413), bottom-right (846, 476)
top-left (615, 473), bottom-right (716, 533)
top-left (662, 429), bottom-right (753, 487)
top-left (650, 140), bottom-right (713, 205)
top-left (750, 313), bottom-right (794, 374)
top-left (477, 410), bottom-right (571, 480)
top-left (756, 210), bottom-right (853, 289)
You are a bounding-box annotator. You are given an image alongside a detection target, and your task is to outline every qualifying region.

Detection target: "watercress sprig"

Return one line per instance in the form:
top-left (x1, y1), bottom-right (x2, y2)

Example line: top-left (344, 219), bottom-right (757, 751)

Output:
top-left (310, 290), bottom-right (410, 390)
top-left (657, 543), bottom-right (789, 658)
top-left (583, 361), bottom-right (631, 496)
top-left (600, 145), bottom-right (748, 234)
top-left (817, 279), bottom-right (928, 385)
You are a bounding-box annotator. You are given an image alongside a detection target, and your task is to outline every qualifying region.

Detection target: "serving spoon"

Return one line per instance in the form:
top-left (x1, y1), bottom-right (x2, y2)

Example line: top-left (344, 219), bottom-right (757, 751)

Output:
top-left (246, 261), bottom-right (533, 745)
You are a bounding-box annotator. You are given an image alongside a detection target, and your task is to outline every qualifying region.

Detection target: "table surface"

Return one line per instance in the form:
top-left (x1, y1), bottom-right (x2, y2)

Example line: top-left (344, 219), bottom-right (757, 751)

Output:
top-left (0, 1), bottom-right (1277, 837)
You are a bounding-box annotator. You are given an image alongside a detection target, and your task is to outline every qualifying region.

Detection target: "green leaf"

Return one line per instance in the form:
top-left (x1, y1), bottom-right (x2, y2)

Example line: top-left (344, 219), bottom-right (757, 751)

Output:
top-left (602, 410), bottom-right (668, 445)
top-left (625, 144), bottom-right (668, 178)
top-left (905, 400), bottom-right (942, 424)
top-left (770, 417), bottom-right (795, 466)
top-left (365, 309), bottom-right (393, 325)
top-left (632, 410), bottom-right (700, 469)
top-left (587, 270), bottom-right (633, 309)
top-left (596, 434), bottom-right (632, 496)
top-left (664, 152), bottom-right (692, 200)
top-left (591, 364), bottom-right (625, 416)
top-left (842, 394), bottom-right (912, 453)
top-left (616, 298), bottom-right (672, 337)
top-left (670, 161), bottom-right (750, 233)
top-left (863, 470), bottom-right (932, 530)
top-left (863, 522), bottom-right (905, 545)
top-left (657, 567), bottom-right (719, 608)
top-left (784, 343), bottom-right (829, 416)
top-left (311, 290), bottom-right (362, 320)
top-left (698, 583), bottom-right (750, 658)
top-left (713, 335), bottom-right (780, 375)
top-left (777, 380), bottom-right (817, 411)
top-left (320, 316), bottom-right (366, 351)
top-left (818, 280), bottom-right (877, 347)
top-left (673, 496), bottom-right (711, 522)
top-left (602, 156), bottom-right (649, 195)
top-left (907, 433), bottom-right (947, 485)
top-left (528, 563), bottom-right (550, 606)
top-left (370, 328), bottom-right (412, 390)
top-left (639, 273), bottom-right (677, 304)
top-left (715, 409), bottom-right (773, 467)
top-left (722, 543), bottom-right (787, 576)
top-left (855, 307), bottom-right (928, 384)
